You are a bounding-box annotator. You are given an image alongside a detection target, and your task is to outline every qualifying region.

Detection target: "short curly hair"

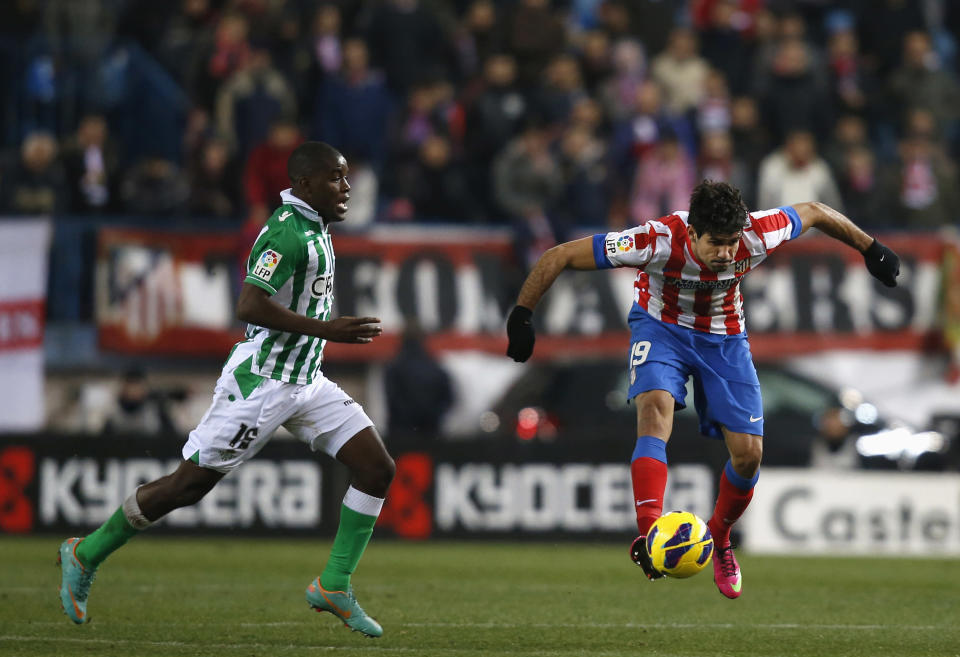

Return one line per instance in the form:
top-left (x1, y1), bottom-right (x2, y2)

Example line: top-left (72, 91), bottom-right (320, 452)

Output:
top-left (688, 180), bottom-right (748, 236)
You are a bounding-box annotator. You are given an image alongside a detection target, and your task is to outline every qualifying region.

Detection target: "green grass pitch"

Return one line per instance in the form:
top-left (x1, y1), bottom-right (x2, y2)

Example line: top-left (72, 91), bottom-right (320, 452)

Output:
top-left (1, 536), bottom-right (958, 657)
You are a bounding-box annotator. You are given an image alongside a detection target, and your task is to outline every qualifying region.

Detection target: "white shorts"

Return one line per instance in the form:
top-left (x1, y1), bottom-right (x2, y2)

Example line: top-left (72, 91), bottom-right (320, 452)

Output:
top-left (181, 347), bottom-right (373, 473)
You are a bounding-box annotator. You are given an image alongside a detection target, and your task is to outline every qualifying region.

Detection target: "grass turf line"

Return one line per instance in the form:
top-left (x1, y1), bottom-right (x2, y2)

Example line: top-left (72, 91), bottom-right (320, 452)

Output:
top-left (1, 536), bottom-right (958, 657)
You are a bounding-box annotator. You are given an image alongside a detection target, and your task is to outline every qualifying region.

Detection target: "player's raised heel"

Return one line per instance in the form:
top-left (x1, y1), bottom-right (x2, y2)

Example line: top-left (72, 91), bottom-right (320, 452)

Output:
top-left (712, 545), bottom-right (742, 598)
top-left (58, 537), bottom-right (97, 624)
top-left (305, 577), bottom-right (383, 638)
top-left (630, 536), bottom-right (665, 581)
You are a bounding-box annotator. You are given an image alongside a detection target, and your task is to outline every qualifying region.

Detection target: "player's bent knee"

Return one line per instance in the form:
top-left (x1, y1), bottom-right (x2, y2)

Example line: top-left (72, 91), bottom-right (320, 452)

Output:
top-left (731, 440), bottom-right (763, 475)
top-left (356, 454), bottom-right (395, 497)
top-left (372, 454), bottom-right (397, 491)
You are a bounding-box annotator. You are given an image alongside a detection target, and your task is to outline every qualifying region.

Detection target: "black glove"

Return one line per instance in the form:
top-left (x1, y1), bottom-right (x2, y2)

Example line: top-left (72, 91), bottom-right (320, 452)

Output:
top-left (506, 305), bottom-right (535, 362)
top-left (863, 239), bottom-right (900, 288)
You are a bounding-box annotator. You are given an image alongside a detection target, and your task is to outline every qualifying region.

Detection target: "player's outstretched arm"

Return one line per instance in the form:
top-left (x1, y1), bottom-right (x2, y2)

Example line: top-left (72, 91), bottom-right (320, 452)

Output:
top-left (506, 237), bottom-right (597, 362)
top-left (792, 201), bottom-right (900, 287)
top-left (236, 283), bottom-right (382, 343)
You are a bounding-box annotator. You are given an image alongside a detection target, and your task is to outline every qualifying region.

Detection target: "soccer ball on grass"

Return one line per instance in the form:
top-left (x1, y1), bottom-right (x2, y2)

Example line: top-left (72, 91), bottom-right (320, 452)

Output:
top-left (646, 511), bottom-right (714, 578)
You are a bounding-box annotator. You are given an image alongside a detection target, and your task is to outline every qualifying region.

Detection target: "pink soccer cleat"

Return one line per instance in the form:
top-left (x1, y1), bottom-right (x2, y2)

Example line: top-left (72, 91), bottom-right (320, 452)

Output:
top-left (712, 545), bottom-right (742, 598)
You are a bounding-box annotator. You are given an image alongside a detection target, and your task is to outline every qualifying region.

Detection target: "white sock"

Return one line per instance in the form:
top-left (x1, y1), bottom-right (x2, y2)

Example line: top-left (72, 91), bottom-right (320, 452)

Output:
top-left (342, 486), bottom-right (384, 517)
top-left (122, 488), bottom-right (154, 530)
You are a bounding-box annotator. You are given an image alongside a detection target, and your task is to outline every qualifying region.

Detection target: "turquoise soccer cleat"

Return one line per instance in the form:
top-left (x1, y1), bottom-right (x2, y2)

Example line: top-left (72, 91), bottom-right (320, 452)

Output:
top-left (57, 537), bottom-right (97, 624)
top-left (306, 577), bottom-right (383, 638)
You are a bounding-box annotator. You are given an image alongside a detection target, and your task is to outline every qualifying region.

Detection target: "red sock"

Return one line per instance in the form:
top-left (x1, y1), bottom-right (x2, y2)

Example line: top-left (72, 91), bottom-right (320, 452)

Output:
top-left (708, 462), bottom-right (756, 548)
top-left (631, 436), bottom-right (669, 535)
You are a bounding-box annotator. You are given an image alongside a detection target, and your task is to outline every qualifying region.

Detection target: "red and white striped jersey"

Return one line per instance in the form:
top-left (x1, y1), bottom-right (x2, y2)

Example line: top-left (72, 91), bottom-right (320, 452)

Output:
top-left (591, 207), bottom-right (802, 335)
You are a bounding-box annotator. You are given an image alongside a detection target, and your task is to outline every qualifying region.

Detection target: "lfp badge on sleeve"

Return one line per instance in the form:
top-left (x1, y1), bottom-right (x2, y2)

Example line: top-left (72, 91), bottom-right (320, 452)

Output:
top-left (253, 250), bottom-right (282, 281)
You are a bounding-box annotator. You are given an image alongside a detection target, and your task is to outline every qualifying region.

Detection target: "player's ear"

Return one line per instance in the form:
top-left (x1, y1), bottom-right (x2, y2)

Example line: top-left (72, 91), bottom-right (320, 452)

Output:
top-left (687, 225), bottom-right (699, 242)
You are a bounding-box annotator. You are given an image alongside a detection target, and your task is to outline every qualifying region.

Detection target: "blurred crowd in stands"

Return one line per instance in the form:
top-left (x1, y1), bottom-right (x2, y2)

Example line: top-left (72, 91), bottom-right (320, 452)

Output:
top-left (2, 0), bottom-right (960, 260)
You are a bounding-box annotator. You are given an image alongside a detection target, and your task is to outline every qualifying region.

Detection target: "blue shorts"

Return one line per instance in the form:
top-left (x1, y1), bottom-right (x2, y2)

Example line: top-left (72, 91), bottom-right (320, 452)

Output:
top-left (627, 310), bottom-right (763, 439)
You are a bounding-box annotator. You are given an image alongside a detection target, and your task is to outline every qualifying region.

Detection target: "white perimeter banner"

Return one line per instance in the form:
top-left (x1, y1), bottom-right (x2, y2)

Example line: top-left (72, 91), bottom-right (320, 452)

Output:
top-left (741, 469), bottom-right (960, 556)
top-left (0, 219), bottom-right (51, 431)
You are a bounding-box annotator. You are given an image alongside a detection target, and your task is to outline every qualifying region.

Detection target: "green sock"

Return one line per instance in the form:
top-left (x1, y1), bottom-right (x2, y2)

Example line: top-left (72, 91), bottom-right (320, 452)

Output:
top-left (320, 505), bottom-right (378, 591)
top-left (75, 506), bottom-right (140, 569)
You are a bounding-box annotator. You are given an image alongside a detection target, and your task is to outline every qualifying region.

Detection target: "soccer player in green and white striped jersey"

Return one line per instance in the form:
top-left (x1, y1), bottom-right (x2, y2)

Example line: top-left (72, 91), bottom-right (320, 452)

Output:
top-left (58, 142), bottom-right (394, 637)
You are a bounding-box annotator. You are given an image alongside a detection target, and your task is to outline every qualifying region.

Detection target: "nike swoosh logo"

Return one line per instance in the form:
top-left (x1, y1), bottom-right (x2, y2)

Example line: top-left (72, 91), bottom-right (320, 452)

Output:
top-left (279, 211), bottom-right (292, 222)
top-left (67, 584), bottom-right (85, 620)
top-left (879, 254), bottom-right (885, 262)
top-left (749, 415), bottom-right (763, 422)
top-left (636, 498), bottom-right (659, 506)
top-left (320, 590), bottom-right (352, 619)
top-left (731, 576), bottom-right (742, 593)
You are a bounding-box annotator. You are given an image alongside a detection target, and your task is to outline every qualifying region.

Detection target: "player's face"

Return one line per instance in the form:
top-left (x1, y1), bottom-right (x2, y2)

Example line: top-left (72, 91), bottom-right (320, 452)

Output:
top-left (688, 227), bottom-right (741, 272)
top-left (301, 155), bottom-right (351, 222)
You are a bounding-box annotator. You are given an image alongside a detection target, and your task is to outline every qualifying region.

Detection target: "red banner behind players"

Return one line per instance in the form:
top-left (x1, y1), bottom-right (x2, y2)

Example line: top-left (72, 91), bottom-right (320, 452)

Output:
top-left (96, 226), bottom-right (949, 360)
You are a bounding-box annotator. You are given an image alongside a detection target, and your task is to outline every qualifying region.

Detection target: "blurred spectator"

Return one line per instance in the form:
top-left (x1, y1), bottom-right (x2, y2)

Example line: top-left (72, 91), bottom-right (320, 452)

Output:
top-left (693, 0), bottom-right (759, 95)
top-left (292, 3), bottom-right (343, 117)
top-left (891, 130), bottom-right (960, 229)
top-left (243, 119), bottom-right (304, 227)
top-left (595, 1), bottom-right (633, 42)
top-left (826, 27), bottom-right (878, 121)
top-left (116, 0), bottom-right (178, 58)
top-left (389, 80), bottom-right (461, 172)
top-left (190, 11), bottom-right (252, 110)
top-left (552, 125), bottom-right (609, 229)
top-left (651, 27), bottom-right (710, 117)
top-left (887, 31), bottom-right (960, 141)
top-left (364, 0), bottom-right (450, 95)
top-left (313, 38), bottom-right (392, 171)
top-left (157, 0), bottom-right (218, 86)
top-left (577, 30), bottom-right (613, 95)
top-left (463, 54), bottom-right (527, 219)
top-left (61, 114), bottom-right (119, 214)
top-left (823, 114), bottom-right (870, 176)
top-left (384, 323), bottom-right (454, 441)
top-left (729, 96), bottom-right (770, 176)
top-left (505, 0), bottom-right (567, 86)
top-left (533, 54), bottom-right (588, 125)
top-left (103, 368), bottom-right (181, 437)
top-left (454, 0), bottom-right (505, 80)
top-left (187, 137), bottom-right (242, 219)
top-left (629, 130), bottom-right (696, 223)
top-left (609, 80), bottom-right (697, 193)
top-left (752, 11), bottom-right (827, 97)
top-left (493, 121), bottom-right (564, 263)
top-left (857, 0), bottom-right (927, 77)
top-left (568, 97), bottom-right (605, 136)
top-left (1, 131), bottom-right (67, 215)
top-left (837, 145), bottom-right (889, 227)
top-left (598, 39), bottom-right (646, 124)
top-left (623, 0), bottom-right (686, 57)
top-left (388, 134), bottom-right (479, 223)
top-left (215, 47), bottom-right (297, 161)
top-left (696, 68), bottom-right (732, 135)
top-left (120, 155), bottom-right (189, 216)
top-left (757, 38), bottom-right (832, 143)
top-left (305, 4), bottom-right (343, 78)
top-left (757, 130), bottom-right (842, 210)
top-left (698, 130), bottom-right (753, 207)
top-left (182, 107), bottom-right (214, 166)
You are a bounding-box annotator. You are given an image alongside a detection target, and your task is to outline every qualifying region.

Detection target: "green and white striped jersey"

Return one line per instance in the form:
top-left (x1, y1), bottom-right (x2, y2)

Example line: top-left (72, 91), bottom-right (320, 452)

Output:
top-left (238, 190), bottom-right (335, 384)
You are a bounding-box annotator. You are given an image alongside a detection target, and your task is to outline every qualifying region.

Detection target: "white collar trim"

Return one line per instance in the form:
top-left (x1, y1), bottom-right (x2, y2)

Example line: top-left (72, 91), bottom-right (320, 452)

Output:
top-left (280, 189), bottom-right (324, 225)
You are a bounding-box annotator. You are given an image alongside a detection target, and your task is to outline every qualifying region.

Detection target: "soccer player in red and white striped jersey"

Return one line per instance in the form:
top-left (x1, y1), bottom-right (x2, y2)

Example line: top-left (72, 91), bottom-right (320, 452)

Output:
top-left (506, 180), bottom-right (900, 598)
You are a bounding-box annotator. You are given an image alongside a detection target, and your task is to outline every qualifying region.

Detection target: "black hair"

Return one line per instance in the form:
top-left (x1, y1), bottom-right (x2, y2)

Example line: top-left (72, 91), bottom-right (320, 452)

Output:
top-left (687, 180), bottom-right (748, 236)
top-left (287, 141), bottom-right (342, 182)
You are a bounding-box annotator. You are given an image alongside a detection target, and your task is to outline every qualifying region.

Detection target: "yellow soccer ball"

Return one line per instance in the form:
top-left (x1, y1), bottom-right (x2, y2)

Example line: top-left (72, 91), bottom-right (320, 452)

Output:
top-left (646, 511), bottom-right (714, 578)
